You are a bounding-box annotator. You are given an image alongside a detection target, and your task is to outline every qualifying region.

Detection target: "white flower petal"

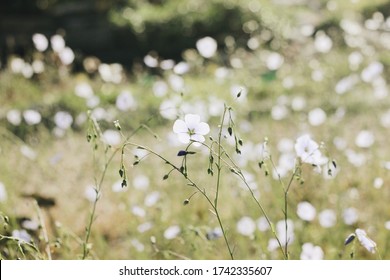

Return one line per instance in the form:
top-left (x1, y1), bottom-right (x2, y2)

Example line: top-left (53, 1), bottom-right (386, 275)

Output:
top-left (191, 134), bottom-right (205, 143)
top-left (355, 229), bottom-right (377, 254)
top-left (184, 114), bottom-right (201, 130)
top-left (194, 122), bottom-right (210, 135)
top-left (177, 133), bottom-right (191, 144)
top-left (173, 120), bottom-right (188, 133)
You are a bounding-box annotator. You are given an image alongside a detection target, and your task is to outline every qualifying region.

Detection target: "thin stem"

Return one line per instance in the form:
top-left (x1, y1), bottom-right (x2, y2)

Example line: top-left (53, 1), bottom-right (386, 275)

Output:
top-left (202, 142), bottom-right (287, 259)
top-left (123, 142), bottom-right (234, 259)
top-left (214, 106), bottom-right (227, 209)
top-left (33, 200), bottom-right (52, 260)
top-left (82, 116), bottom-right (155, 259)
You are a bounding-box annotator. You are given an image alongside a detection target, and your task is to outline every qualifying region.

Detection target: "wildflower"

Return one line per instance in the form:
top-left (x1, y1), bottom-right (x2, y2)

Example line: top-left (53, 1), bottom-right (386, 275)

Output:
top-left (84, 185), bottom-right (100, 202)
top-left (137, 222), bottom-right (153, 233)
top-left (75, 82), bottom-right (94, 98)
top-left (266, 52), bottom-right (284, 71)
top-left (314, 31), bottom-right (333, 53)
top-left (342, 207), bottom-right (359, 225)
top-left (300, 243), bottom-right (324, 260)
top-left (133, 175), bottom-right (150, 190)
top-left (32, 33), bottom-right (48, 52)
top-left (355, 130), bottom-right (375, 148)
top-left (23, 109), bottom-right (41, 125)
top-left (297, 201), bottom-right (316, 222)
top-left (295, 134), bottom-right (326, 165)
top-left (319, 209), bottom-right (336, 228)
top-left (58, 47), bottom-right (75, 65)
top-left (144, 191), bottom-right (160, 207)
top-left (164, 225), bottom-right (181, 240)
top-left (116, 90), bottom-right (137, 111)
top-left (173, 114), bottom-right (210, 147)
top-left (308, 108), bottom-right (327, 126)
top-left (196, 36), bottom-right (217, 58)
top-left (355, 229), bottom-right (377, 254)
top-left (6, 109), bottom-right (22, 126)
top-left (12, 229), bottom-right (31, 243)
top-left (236, 216), bottom-right (256, 237)
top-left (54, 111), bottom-right (73, 130)
top-left (102, 130), bottom-right (121, 146)
top-left (50, 34), bottom-right (65, 52)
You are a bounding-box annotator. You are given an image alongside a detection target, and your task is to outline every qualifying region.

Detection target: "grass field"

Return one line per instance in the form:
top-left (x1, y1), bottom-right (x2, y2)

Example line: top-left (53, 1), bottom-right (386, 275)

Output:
top-left (1, 0), bottom-right (390, 260)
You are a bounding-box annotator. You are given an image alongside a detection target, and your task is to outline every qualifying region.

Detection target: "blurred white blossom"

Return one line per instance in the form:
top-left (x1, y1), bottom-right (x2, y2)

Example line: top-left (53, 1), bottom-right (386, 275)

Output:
top-left (196, 36), bottom-right (217, 58)
top-left (314, 31), bottom-right (333, 53)
top-left (54, 111), bottom-right (73, 130)
top-left (237, 216), bottom-right (256, 236)
top-left (23, 109), bottom-right (41, 125)
top-left (343, 207), bottom-right (359, 225)
top-left (319, 209), bottom-right (336, 228)
top-left (164, 225), bottom-right (181, 240)
top-left (300, 243), bottom-right (324, 260)
top-left (297, 201), bottom-right (316, 221)
top-left (32, 33), bottom-right (49, 52)
top-left (116, 90), bottom-right (137, 111)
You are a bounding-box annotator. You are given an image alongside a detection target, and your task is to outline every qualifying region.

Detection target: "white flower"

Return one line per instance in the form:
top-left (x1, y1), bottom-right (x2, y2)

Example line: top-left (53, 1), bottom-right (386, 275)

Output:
top-left (133, 175), bottom-right (150, 190)
top-left (300, 243), bottom-right (324, 260)
top-left (131, 239), bottom-right (145, 252)
top-left (308, 108), bottom-right (327, 126)
top-left (314, 31), bottom-right (333, 53)
top-left (116, 90), bottom-right (137, 111)
top-left (144, 54), bottom-right (158, 68)
top-left (32, 33), bottom-right (48, 52)
top-left (102, 130), bottom-right (121, 146)
top-left (131, 206), bottom-right (146, 217)
top-left (355, 229), bottom-right (377, 254)
top-left (51, 35), bottom-right (65, 52)
top-left (196, 36), bottom-right (217, 58)
top-left (297, 201), bottom-right (316, 221)
top-left (12, 229), bottom-right (31, 243)
top-left (137, 222), bottom-right (153, 233)
top-left (6, 109), bottom-right (22, 125)
top-left (236, 216), bottom-right (256, 236)
top-left (164, 225), bottom-right (181, 240)
top-left (75, 82), bottom-right (94, 99)
top-left (361, 61), bottom-right (383, 83)
top-left (54, 111), bottom-right (73, 130)
top-left (144, 191), bottom-right (160, 207)
top-left (84, 185), bottom-right (100, 202)
top-left (173, 61), bottom-right (190, 75)
top-left (373, 177), bottom-right (384, 189)
top-left (355, 130), bottom-right (375, 148)
top-left (58, 47), bottom-right (75, 65)
top-left (173, 114), bottom-right (210, 147)
top-left (266, 52), bottom-right (284, 70)
top-left (319, 209), bottom-right (336, 228)
top-left (23, 109), bottom-right (41, 125)
top-left (295, 134), bottom-right (325, 165)
top-left (153, 80), bottom-right (168, 97)
top-left (343, 207), bottom-right (359, 225)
